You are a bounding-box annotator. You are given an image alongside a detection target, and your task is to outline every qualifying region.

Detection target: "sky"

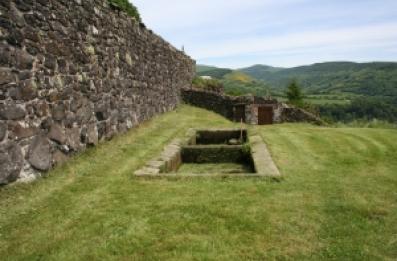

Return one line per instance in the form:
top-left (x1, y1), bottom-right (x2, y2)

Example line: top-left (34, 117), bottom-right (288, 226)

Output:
top-left (132, 0), bottom-right (397, 68)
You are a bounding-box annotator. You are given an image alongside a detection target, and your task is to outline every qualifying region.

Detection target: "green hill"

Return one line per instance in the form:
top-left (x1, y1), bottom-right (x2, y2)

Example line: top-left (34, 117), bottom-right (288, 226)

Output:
top-left (239, 62), bottom-right (397, 97)
top-left (195, 65), bottom-right (270, 96)
top-left (222, 71), bottom-right (271, 96)
top-left (196, 64), bottom-right (220, 73)
top-left (224, 71), bottom-right (255, 83)
top-left (1, 105), bottom-right (396, 260)
top-left (239, 64), bottom-right (285, 76)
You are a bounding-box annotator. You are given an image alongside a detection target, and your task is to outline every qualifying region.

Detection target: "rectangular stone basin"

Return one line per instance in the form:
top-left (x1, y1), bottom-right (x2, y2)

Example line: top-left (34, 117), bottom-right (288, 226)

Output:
top-left (134, 128), bottom-right (281, 178)
top-left (179, 144), bottom-right (255, 174)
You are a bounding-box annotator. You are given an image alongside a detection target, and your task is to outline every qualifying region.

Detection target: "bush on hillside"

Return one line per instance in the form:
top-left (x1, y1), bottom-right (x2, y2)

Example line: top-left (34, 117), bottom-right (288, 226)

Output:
top-left (108, 0), bottom-right (141, 22)
top-left (285, 80), bottom-right (304, 106)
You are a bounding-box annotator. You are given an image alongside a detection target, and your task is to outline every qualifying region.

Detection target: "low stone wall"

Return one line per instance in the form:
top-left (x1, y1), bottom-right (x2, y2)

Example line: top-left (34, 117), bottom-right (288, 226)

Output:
top-left (181, 87), bottom-right (323, 125)
top-left (181, 88), bottom-right (238, 120)
top-left (280, 107), bottom-right (323, 125)
top-left (0, 0), bottom-right (195, 184)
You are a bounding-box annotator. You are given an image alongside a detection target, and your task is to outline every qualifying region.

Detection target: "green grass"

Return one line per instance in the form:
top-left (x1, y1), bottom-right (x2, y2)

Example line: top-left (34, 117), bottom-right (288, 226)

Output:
top-left (108, 0), bottom-right (141, 22)
top-left (1, 105), bottom-right (396, 260)
top-left (332, 119), bottom-right (397, 129)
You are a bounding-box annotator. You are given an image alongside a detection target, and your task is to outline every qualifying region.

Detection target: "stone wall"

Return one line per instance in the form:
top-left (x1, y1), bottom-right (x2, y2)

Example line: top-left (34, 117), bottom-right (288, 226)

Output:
top-left (182, 87), bottom-right (279, 122)
top-left (0, 0), bottom-right (195, 184)
top-left (181, 88), bottom-right (238, 120)
top-left (181, 87), bottom-right (323, 125)
top-left (280, 107), bottom-right (323, 125)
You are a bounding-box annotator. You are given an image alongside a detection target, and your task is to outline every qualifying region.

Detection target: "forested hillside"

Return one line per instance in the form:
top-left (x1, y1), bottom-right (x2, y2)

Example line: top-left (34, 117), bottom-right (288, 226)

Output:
top-left (239, 62), bottom-right (397, 97)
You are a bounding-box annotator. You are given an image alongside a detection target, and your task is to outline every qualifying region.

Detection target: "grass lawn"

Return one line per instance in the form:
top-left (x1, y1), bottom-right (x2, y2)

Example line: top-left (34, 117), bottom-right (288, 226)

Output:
top-left (1, 105), bottom-right (396, 260)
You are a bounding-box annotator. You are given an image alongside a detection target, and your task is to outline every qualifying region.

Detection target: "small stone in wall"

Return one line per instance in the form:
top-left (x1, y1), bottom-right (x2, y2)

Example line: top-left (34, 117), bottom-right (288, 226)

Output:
top-left (47, 90), bottom-right (60, 103)
top-left (66, 127), bottom-right (81, 151)
top-left (27, 136), bottom-right (51, 171)
top-left (76, 105), bottom-right (93, 123)
top-left (34, 101), bottom-right (49, 117)
top-left (97, 121), bottom-right (106, 140)
top-left (9, 122), bottom-right (38, 141)
top-left (44, 55), bottom-right (57, 70)
top-left (0, 121), bottom-right (6, 141)
top-left (87, 123), bottom-right (98, 145)
top-left (15, 49), bottom-right (33, 70)
top-left (52, 103), bottom-right (66, 121)
top-left (0, 141), bottom-right (24, 185)
top-left (18, 70), bottom-right (32, 81)
top-left (91, 25), bottom-right (99, 35)
top-left (0, 68), bottom-right (15, 85)
top-left (10, 3), bottom-right (26, 27)
top-left (125, 53), bottom-right (133, 66)
top-left (19, 79), bottom-right (38, 101)
top-left (7, 29), bottom-right (24, 47)
top-left (52, 149), bottom-right (68, 166)
top-left (48, 123), bottom-right (66, 144)
top-left (0, 103), bottom-right (26, 120)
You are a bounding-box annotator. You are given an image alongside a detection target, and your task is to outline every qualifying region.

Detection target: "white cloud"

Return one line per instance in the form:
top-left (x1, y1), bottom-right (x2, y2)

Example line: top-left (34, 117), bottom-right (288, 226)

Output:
top-left (133, 0), bottom-right (307, 30)
top-left (132, 0), bottom-right (397, 67)
top-left (192, 22), bottom-right (397, 59)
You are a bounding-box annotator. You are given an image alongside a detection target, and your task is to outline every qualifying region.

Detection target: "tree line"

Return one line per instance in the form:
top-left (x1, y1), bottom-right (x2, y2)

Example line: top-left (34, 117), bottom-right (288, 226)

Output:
top-left (285, 81), bottom-right (397, 123)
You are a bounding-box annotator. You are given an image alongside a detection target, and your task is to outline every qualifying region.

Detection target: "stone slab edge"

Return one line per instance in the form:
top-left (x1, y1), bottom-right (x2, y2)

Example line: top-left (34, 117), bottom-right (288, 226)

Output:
top-left (248, 135), bottom-right (282, 178)
top-left (134, 128), bottom-right (195, 176)
top-left (133, 173), bottom-right (281, 179)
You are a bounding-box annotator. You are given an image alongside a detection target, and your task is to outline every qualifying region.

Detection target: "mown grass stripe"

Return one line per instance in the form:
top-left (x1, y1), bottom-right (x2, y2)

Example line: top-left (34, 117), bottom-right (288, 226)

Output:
top-left (1, 106), bottom-right (396, 260)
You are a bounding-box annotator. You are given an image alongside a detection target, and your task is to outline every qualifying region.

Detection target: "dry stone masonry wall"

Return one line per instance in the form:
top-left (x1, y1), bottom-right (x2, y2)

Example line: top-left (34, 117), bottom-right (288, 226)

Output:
top-left (0, 0), bottom-right (195, 184)
top-left (182, 87), bottom-right (323, 125)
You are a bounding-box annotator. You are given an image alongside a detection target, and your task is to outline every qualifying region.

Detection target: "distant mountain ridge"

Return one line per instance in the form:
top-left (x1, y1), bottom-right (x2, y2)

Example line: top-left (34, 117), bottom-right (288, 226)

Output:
top-left (197, 62), bottom-right (397, 97)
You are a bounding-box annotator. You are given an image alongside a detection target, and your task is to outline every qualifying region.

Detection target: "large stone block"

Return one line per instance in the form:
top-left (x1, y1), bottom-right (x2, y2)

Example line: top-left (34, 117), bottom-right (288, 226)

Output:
top-left (66, 127), bottom-right (81, 151)
top-left (76, 104), bottom-right (93, 123)
top-left (87, 123), bottom-right (98, 145)
top-left (27, 135), bottom-right (51, 171)
top-left (9, 122), bottom-right (38, 141)
top-left (0, 141), bottom-right (23, 184)
top-left (48, 123), bottom-right (66, 144)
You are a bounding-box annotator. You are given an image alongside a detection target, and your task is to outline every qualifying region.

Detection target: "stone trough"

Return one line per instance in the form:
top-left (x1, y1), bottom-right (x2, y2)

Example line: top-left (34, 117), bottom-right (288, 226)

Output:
top-left (134, 128), bottom-right (281, 178)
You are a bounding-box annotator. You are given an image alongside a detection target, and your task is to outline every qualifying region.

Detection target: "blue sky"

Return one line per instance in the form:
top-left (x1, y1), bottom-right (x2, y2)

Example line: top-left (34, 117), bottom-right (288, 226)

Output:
top-left (133, 0), bottom-right (397, 68)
